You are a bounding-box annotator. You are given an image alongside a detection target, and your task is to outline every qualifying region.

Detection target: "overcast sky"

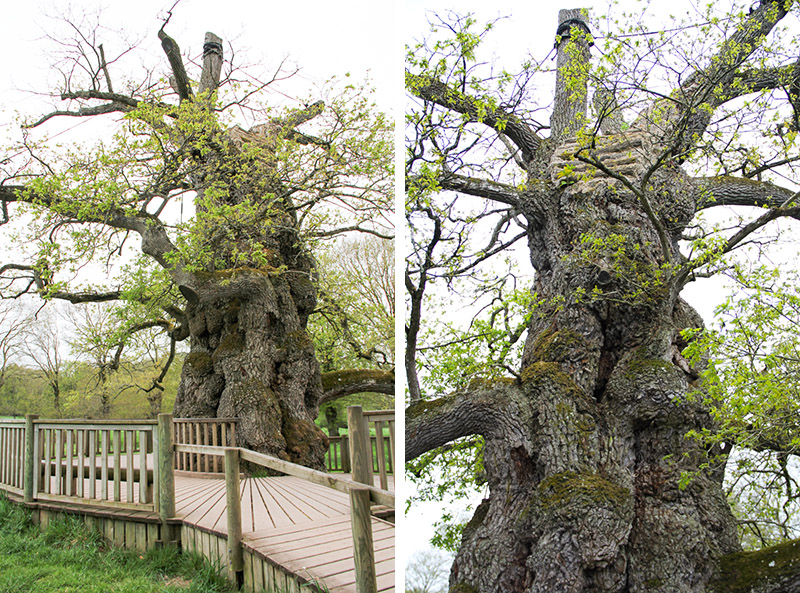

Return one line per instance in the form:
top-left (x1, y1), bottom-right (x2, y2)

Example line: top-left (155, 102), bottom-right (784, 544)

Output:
top-left (0, 0), bottom-right (397, 126)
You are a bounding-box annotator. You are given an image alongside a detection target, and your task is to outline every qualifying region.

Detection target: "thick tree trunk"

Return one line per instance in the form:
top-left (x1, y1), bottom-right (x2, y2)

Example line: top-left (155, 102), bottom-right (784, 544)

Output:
top-left (410, 140), bottom-right (743, 592)
top-left (407, 4), bottom-right (800, 591)
top-left (173, 267), bottom-right (328, 468)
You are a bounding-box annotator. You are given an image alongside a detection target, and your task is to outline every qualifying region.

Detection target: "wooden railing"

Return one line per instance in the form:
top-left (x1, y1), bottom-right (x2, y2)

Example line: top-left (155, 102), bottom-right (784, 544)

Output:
top-left (0, 419), bottom-right (25, 495)
top-left (325, 409), bottom-right (395, 487)
top-left (0, 415), bottom-right (172, 531)
top-left (347, 408), bottom-right (395, 491)
top-left (173, 418), bottom-right (237, 474)
top-left (33, 419), bottom-right (158, 511)
top-left (0, 410), bottom-right (393, 593)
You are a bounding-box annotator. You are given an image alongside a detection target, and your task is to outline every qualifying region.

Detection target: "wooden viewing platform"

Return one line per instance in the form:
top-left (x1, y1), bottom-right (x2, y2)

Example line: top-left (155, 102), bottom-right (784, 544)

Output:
top-left (0, 407), bottom-right (395, 593)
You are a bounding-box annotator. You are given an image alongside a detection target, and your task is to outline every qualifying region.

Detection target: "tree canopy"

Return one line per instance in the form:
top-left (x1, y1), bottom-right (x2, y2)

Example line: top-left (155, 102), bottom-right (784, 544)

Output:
top-left (0, 5), bottom-right (393, 465)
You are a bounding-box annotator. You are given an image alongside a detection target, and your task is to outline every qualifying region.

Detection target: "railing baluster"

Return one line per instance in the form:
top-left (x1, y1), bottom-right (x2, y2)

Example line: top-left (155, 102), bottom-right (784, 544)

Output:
top-left (89, 430), bottom-right (97, 500)
top-left (211, 422), bottom-right (219, 473)
top-left (76, 429), bottom-right (84, 497)
top-left (65, 429), bottom-right (74, 496)
top-left (374, 420), bottom-right (388, 490)
top-left (113, 430), bottom-right (121, 502)
top-left (126, 429), bottom-right (134, 503)
top-left (101, 430), bottom-right (109, 500)
top-left (54, 429), bottom-right (63, 495)
top-left (139, 429), bottom-right (148, 504)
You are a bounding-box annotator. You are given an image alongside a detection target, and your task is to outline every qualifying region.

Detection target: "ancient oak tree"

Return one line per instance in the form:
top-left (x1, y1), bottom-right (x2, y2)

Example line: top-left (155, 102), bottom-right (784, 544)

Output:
top-left (406, 2), bottom-right (800, 592)
top-left (0, 13), bottom-right (392, 467)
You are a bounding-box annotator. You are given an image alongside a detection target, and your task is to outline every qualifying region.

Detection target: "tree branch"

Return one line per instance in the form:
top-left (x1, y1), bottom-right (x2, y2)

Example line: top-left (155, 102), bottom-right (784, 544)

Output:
top-left (710, 538), bottom-right (800, 592)
top-left (693, 176), bottom-right (800, 211)
top-left (158, 27), bottom-right (193, 102)
top-left (405, 382), bottom-right (521, 461)
top-left (681, 0), bottom-right (791, 100)
top-left (24, 102), bottom-right (135, 128)
top-left (711, 62), bottom-right (800, 107)
top-left (319, 368), bottom-right (394, 405)
top-left (0, 185), bottom-right (186, 283)
top-left (436, 171), bottom-right (522, 206)
top-left (406, 71), bottom-right (542, 162)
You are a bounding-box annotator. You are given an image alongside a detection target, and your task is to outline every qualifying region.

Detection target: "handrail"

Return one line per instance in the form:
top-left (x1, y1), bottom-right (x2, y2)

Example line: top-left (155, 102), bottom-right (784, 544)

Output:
top-left (34, 419), bottom-right (158, 426)
top-left (0, 413), bottom-right (391, 592)
top-left (173, 443), bottom-right (394, 508)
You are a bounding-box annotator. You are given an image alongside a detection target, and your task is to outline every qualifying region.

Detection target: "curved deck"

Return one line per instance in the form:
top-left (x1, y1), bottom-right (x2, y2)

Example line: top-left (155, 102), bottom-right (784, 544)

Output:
top-left (175, 474), bottom-right (394, 592)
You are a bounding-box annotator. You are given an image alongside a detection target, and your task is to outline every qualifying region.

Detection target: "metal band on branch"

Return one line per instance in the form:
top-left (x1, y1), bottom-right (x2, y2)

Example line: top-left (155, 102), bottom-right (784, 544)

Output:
top-left (555, 18), bottom-right (594, 47)
top-left (203, 41), bottom-right (223, 57)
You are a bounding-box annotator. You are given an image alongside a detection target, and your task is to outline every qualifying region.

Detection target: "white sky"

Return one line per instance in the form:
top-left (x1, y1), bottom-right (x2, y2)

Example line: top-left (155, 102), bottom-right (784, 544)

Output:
top-left (0, 0), bottom-right (397, 113)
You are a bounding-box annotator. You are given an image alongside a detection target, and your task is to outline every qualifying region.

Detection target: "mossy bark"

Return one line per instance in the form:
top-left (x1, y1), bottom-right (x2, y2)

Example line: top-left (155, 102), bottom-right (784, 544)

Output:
top-left (406, 8), bottom-right (800, 590)
top-left (173, 268), bottom-right (327, 468)
top-left (413, 107), bottom-right (745, 593)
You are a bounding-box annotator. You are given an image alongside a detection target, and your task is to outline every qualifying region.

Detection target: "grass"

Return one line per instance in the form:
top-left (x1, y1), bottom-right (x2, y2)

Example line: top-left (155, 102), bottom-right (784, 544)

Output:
top-left (0, 494), bottom-right (237, 593)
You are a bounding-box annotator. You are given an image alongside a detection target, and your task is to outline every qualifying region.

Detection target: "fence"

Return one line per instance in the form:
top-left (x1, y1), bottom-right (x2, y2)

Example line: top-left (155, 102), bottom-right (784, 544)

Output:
top-left (0, 419), bottom-right (25, 495)
top-left (173, 418), bottom-right (237, 474)
top-left (33, 419), bottom-right (158, 511)
top-left (174, 405), bottom-right (394, 593)
top-left (0, 416), bottom-right (171, 533)
top-left (0, 410), bottom-right (394, 593)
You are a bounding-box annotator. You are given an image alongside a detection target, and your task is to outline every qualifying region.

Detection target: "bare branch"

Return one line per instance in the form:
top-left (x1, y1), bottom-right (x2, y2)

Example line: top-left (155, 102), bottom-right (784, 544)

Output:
top-left (436, 171), bottom-right (522, 206)
top-left (319, 368), bottom-right (394, 405)
top-left (693, 176), bottom-right (800, 211)
top-left (23, 102), bottom-right (134, 128)
top-left (405, 382), bottom-right (523, 461)
top-left (406, 71), bottom-right (542, 162)
top-left (157, 27), bottom-right (193, 102)
top-left (98, 43), bottom-right (113, 93)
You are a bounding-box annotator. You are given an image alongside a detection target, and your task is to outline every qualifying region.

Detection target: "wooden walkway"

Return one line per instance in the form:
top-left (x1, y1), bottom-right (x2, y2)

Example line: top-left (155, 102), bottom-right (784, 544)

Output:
top-left (174, 474), bottom-right (394, 592)
top-left (0, 410), bottom-right (395, 593)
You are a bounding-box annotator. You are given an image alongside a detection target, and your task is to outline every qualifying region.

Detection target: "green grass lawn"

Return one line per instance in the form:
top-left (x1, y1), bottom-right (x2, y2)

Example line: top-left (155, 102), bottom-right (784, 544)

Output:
top-left (0, 495), bottom-right (236, 593)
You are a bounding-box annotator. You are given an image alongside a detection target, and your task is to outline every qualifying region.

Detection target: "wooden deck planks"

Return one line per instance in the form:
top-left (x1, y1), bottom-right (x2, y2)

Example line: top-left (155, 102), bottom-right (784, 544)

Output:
top-left (161, 473), bottom-right (394, 592)
top-left (242, 514), bottom-right (394, 593)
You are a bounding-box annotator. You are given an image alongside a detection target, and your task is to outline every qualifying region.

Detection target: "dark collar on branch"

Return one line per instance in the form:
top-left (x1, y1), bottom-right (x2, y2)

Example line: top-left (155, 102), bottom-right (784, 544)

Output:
top-left (555, 18), bottom-right (593, 48)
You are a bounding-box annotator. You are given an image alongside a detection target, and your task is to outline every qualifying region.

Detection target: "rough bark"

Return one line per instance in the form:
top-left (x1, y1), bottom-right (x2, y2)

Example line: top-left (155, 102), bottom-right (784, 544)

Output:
top-left (173, 267), bottom-right (328, 467)
top-left (406, 4), bottom-right (800, 591)
top-left (1, 27), bottom-right (391, 469)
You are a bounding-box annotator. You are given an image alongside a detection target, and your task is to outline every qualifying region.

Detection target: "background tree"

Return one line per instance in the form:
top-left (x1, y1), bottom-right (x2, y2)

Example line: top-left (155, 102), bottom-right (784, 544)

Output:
top-left (0, 7), bottom-right (392, 467)
top-left (406, 2), bottom-right (800, 591)
top-left (310, 235), bottom-right (395, 431)
top-left (22, 308), bottom-right (67, 418)
top-left (405, 549), bottom-right (451, 593)
top-left (0, 302), bottom-right (27, 391)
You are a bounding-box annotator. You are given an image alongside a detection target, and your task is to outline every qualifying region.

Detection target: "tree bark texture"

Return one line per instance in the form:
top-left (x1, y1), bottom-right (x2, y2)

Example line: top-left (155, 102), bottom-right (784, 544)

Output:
top-left (406, 4), bottom-right (800, 591)
top-left (172, 267), bottom-right (328, 467)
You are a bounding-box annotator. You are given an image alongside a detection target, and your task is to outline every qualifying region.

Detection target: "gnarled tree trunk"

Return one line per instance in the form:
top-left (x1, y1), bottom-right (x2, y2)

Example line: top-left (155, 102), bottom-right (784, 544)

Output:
top-left (407, 4), bottom-right (800, 591)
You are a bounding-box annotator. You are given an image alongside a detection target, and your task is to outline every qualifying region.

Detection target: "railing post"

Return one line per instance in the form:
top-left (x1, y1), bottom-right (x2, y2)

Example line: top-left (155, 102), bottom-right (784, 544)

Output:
top-left (350, 486), bottom-right (378, 593)
top-left (24, 414), bottom-right (38, 503)
top-left (157, 413), bottom-right (176, 545)
top-left (347, 406), bottom-right (370, 486)
top-left (224, 447), bottom-right (243, 586)
top-left (341, 435), bottom-right (351, 473)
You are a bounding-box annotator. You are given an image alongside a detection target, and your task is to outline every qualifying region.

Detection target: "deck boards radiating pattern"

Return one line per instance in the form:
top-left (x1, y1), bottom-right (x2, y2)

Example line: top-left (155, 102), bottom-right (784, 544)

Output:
top-left (173, 475), bottom-right (394, 592)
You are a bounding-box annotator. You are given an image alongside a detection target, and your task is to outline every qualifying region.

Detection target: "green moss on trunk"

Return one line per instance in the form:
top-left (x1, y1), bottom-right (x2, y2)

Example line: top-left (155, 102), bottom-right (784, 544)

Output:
top-left (538, 471), bottom-right (630, 513)
top-left (708, 538), bottom-right (800, 593)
